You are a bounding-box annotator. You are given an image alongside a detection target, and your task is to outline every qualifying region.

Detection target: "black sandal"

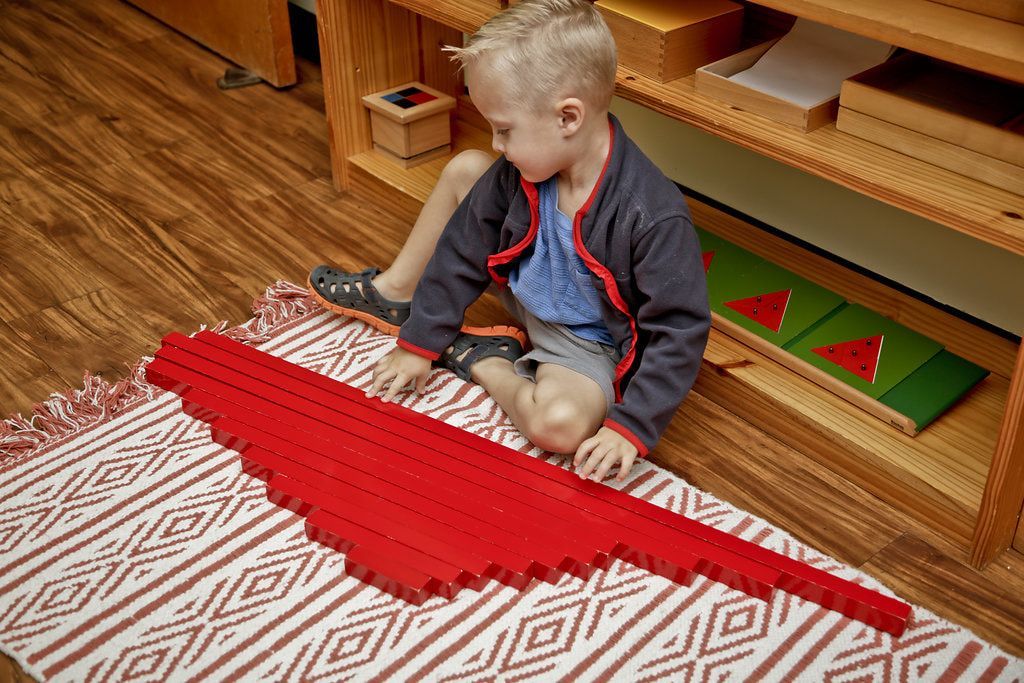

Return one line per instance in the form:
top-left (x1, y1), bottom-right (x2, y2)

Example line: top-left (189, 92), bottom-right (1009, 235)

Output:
top-left (308, 265), bottom-right (411, 336)
top-left (436, 326), bottom-right (527, 382)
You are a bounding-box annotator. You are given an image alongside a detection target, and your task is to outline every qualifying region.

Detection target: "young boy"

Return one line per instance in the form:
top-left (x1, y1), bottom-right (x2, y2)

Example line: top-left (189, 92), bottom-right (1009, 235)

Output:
top-left (310, 0), bottom-right (710, 482)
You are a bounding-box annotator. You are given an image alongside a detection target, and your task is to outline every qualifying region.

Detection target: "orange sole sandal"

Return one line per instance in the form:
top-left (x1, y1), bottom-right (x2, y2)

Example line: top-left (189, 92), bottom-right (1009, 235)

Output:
top-left (308, 265), bottom-right (410, 336)
top-left (436, 326), bottom-right (528, 383)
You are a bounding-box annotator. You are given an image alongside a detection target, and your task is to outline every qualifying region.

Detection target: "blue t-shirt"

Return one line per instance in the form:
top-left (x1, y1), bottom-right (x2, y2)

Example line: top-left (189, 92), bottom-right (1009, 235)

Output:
top-left (508, 177), bottom-right (614, 345)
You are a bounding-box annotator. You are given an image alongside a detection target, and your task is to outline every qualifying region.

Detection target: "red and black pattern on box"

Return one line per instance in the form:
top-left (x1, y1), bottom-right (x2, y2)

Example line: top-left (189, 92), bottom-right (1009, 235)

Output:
top-left (381, 86), bottom-right (438, 109)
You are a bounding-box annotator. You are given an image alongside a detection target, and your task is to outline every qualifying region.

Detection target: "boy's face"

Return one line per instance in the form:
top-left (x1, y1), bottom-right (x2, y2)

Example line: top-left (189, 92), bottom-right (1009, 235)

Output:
top-left (466, 60), bottom-right (569, 184)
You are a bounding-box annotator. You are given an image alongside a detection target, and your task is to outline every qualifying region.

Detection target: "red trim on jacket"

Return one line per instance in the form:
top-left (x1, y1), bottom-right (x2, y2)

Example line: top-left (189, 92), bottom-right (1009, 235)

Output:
top-left (569, 121), bottom-right (639, 403)
top-left (397, 338), bottom-right (441, 360)
top-left (487, 180), bottom-right (540, 285)
top-left (603, 418), bottom-right (649, 457)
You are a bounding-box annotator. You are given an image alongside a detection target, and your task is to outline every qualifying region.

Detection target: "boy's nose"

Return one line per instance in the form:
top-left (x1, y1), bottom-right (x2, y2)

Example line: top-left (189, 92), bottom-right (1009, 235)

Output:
top-left (491, 137), bottom-right (504, 154)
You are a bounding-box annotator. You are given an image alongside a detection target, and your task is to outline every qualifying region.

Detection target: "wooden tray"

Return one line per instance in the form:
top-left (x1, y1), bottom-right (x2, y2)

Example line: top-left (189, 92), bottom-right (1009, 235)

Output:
top-left (695, 40), bottom-right (839, 131)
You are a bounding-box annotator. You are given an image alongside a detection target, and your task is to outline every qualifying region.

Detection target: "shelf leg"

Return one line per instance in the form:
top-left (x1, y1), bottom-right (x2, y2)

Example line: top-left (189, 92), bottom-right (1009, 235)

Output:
top-left (971, 339), bottom-right (1024, 568)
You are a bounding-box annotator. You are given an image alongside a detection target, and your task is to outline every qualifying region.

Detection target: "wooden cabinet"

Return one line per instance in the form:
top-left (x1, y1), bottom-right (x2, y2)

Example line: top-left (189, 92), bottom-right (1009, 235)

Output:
top-left (314, 0), bottom-right (1024, 568)
top-left (128, 0), bottom-right (296, 87)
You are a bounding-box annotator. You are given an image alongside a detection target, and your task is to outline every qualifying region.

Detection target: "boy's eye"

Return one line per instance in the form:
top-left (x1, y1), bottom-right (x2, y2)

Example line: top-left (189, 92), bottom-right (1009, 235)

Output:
top-left (496, 128), bottom-right (509, 135)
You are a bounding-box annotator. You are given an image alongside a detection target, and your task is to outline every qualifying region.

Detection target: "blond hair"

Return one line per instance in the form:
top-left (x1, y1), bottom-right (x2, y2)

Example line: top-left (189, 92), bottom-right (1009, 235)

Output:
top-left (446, 0), bottom-right (617, 113)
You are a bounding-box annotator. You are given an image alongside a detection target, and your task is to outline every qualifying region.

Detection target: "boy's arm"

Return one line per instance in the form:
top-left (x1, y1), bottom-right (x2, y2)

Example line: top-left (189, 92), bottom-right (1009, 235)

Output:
top-left (603, 214), bottom-right (711, 456)
top-left (397, 159), bottom-right (512, 359)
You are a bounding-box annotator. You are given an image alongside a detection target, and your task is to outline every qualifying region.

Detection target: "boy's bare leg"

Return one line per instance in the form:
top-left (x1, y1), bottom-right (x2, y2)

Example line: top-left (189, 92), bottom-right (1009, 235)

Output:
top-left (470, 358), bottom-right (606, 456)
top-left (371, 150), bottom-right (494, 301)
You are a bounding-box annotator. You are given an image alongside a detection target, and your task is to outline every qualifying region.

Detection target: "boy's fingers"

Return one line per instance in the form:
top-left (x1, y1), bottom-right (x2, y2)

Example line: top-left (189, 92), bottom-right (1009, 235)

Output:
top-left (573, 437), bottom-right (597, 467)
top-left (616, 453), bottom-right (637, 481)
top-left (581, 446), bottom-right (608, 478)
top-left (366, 370), bottom-right (389, 397)
top-left (416, 372), bottom-right (428, 395)
top-left (592, 452), bottom-right (618, 482)
top-left (382, 374), bottom-right (404, 402)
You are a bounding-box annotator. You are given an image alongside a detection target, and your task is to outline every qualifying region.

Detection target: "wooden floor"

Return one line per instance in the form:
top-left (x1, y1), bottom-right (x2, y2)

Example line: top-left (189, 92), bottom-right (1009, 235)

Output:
top-left (0, 1), bottom-right (1021, 678)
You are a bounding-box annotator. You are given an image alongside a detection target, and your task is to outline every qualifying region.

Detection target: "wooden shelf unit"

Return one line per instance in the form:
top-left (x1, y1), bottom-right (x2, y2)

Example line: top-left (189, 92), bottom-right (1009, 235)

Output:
top-left (358, 0), bottom-right (1024, 255)
top-left (315, 0), bottom-right (1024, 567)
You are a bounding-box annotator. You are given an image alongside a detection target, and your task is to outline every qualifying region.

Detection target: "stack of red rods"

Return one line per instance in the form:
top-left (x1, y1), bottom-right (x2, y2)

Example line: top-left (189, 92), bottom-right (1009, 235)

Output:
top-left (145, 330), bottom-right (911, 636)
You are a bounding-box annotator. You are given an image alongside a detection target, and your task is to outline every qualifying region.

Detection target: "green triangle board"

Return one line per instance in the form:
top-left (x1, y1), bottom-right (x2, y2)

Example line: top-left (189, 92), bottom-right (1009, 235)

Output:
top-left (879, 351), bottom-right (989, 430)
top-left (787, 304), bottom-right (944, 399)
top-left (712, 260), bottom-right (847, 346)
top-left (692, 226), bottom-right (987, 432)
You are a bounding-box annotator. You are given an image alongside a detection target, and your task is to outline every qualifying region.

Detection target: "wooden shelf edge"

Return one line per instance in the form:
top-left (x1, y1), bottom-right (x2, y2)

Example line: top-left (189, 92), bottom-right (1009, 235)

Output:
top-left (971, 342), bottom-right (1024, 567)
top-left (388, 0), bottom-right (498, 33)
top-left (745, 0), bottom-right (1024, 84)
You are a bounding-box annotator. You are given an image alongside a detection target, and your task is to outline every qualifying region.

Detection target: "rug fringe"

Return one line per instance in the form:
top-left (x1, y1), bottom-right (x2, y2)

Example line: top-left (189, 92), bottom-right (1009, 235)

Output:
top-left (0, 361), bottom-right (155, 461)
top-left (0, 280), bottom-right (320, 461)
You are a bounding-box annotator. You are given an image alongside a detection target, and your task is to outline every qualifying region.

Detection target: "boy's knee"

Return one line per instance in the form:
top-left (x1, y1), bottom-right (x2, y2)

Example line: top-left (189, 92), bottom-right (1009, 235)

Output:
top-left (523, 398), bottom-right (592, 454)
top-left (443, 150), bottom-right (493, 197)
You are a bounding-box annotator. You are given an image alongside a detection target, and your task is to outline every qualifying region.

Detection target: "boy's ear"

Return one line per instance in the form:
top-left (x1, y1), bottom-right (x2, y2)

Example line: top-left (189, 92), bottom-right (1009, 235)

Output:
top-left (557, 97), bottom-right (585, 135)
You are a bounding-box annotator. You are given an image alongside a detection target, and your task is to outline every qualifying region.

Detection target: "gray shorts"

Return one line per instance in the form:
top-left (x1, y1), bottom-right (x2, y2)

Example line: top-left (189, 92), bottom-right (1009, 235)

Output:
top-left (496, 287), bottom-right (620, 407)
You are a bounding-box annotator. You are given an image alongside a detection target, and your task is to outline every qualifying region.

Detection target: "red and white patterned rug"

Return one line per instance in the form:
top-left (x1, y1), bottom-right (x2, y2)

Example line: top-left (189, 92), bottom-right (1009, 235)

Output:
top-left (1, 282), bottom-right (1020, 682)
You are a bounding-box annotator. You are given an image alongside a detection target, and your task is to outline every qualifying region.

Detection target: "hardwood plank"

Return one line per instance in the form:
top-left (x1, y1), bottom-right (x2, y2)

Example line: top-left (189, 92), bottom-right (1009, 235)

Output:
top-left (0, 3), bottom-right (322, 169)
top-left (0, 320), bottom-right (51, 383)
top-left (657, 391), bottom-right (905, 567)
top-left (0, 370), bottom-right (73, 422)
top-left (0, 651), bottom-right (33, 683)
top-left (1015, 509), bottom-right (1024, 552)
top-left (0, 215), bottom-right (109, 322)
top-left (6, 289), bottom-right (158, 390)
top-left (17, 0), bottom-right (171, 50)
top-left (18, 208), bottom-right (255, 333)
top-left (0, 106), bottom-right (179, 175)
top-left (862, 534), bottom-right (1024, 657)
top-left (162, 179), bottom-right (406, 296)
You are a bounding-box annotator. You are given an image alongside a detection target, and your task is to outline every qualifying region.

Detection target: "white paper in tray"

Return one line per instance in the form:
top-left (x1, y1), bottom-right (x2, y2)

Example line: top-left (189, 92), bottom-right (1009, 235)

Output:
top-left (729, 19), bottom-right (895, 107)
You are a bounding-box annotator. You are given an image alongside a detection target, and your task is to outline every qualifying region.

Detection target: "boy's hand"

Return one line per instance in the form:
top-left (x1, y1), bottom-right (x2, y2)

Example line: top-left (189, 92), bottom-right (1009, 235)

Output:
top-left (367, 347), bottom-right (432, 402)
top-left (574, 427), bottom-right (639, 483)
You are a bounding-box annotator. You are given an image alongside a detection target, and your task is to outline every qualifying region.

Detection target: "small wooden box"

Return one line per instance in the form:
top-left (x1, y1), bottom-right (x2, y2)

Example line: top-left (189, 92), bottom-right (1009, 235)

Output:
top-left (838, 54), bottom-right (1024, 194)
top-left (361, 82), bottom-right (456, 168)
top-left (695, 40), bottom-right (839, 132)
top-left (596, 0), bottom-right (743, 82)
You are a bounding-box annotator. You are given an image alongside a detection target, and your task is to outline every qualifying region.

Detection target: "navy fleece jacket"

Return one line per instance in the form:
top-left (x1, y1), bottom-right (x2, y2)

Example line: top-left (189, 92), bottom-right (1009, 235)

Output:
top-left (397, 114), bottom-right (711, 456)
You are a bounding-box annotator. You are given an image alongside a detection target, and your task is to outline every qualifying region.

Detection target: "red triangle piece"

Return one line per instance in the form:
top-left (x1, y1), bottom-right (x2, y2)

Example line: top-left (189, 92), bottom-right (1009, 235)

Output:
top-left (702, 251), bottom-right (714, 274)
top-left (723, 289), bottom-right (791, 333)
top-left (811, 334), bottom-right (884, 383)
